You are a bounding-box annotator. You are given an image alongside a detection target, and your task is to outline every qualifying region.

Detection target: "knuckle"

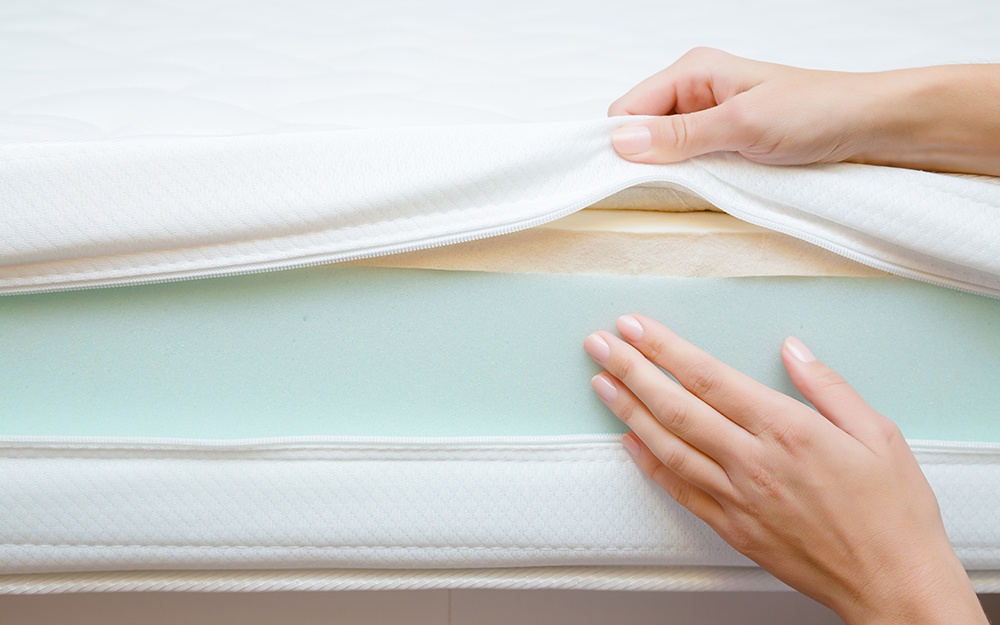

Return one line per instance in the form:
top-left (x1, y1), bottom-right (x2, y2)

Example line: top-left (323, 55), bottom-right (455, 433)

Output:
top-left (741, 454), bottom-right (768, 487)
top-left (642, 329), bottom-right (671, 365)
top-left (684, 360), bottom-right (722, 399)
top-left (875, 418), bottom-right (904, 448)
top-left (653, 393), bottom-right (691, 432)
top-left (671, 483), bottom-right (695, 511)
top-left (611, 353), bottom-right (635, 384)
top-left (617, 400), bottom-right (640, 427)
top-left (767, 420), bottom-right (810, 453)
top-left (661, 444), bottom-right (690, 475)
top-left (682, 46), bottom-right (721, 61)
top-left (723, 515), bottom-right (761, 555)
top-left (742, 451), bottom-right (785, 500)
top-left (653, 464), bottom-right (691, 508)
top-left (667, 115), bottom-right (693, 157)
top-left (812, 367), bottom-right (851, 394)
top-left (721, 96), bottom-right (749, 127)
top-left (719, 98), bottom-right (763, 146)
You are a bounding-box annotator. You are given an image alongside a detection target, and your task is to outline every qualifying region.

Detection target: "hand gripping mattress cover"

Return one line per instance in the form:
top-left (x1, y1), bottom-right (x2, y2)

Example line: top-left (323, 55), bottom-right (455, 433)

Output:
top-left (2, 0), bottom-right (1000, 594)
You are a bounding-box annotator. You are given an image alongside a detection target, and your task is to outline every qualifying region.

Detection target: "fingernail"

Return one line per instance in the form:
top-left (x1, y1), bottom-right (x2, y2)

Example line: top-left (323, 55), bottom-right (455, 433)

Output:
top-left (591, 373), bottom-right (618, 403)
top-left (785, 337), bottom-right (816, 363)
top-left (584, 333), bottom-right (611, 361)
top-left (617, 315), bottom-right (644, 342)
top-left (612, 125), bottom-right (652, 155)
top-left (622, 433), bottom-right (642, 458)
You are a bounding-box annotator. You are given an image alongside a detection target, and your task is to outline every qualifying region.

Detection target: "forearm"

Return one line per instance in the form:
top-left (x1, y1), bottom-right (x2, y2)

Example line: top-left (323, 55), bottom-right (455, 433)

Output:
top-left (856, 64), bottom-right (1000, 177)
top-left (836, 551), bottom-right (988, 625)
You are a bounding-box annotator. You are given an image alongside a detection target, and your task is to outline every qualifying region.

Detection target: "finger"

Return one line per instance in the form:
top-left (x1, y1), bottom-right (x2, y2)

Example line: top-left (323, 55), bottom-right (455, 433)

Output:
top-left (781, 337), bottom-right (903, 451)
top-left (608, 47), bottom-right (751, 117)
top-left (614, 315), bottom-right (800, 436)
top-left (592, 372), bottom-right (733, 497)
top-left (611, 103), bottom-right (754, 164)
top-left (585, 332), bottom-right (752, 457)
top-left (608, 48), bottom-right (767, 162)
top-left (607, 70), bottom-right (682, 117)
top-left (622, 432), bottom-right (725, 528)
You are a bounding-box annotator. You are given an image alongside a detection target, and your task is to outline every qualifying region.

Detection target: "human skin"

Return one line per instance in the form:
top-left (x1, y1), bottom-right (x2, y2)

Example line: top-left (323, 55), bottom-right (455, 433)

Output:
top-left (608, 47), bottom-right (1000, 177)
top-left (583, 316), bottom-right (988, 624)
top-left (593, 50), bottom-right (995, 622)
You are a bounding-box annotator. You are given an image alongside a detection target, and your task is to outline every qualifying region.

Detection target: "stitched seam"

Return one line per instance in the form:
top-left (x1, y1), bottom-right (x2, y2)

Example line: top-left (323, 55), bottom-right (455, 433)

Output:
top-left (2, 544), bottom-right (994, 553)
top-left (0, 544), bottom-right (696, 552)
top-left (3, 457), bottom-right (996, 466)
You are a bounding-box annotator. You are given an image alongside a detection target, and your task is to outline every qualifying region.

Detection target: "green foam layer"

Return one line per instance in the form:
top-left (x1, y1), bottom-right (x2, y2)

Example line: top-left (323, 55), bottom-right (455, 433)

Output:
top-left (1, 267), bottom-right (997, 441)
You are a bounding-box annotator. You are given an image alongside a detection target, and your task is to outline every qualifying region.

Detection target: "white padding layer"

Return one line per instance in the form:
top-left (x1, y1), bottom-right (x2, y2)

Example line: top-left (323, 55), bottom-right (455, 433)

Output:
top-left (1, 437), bottom-right (997, 575)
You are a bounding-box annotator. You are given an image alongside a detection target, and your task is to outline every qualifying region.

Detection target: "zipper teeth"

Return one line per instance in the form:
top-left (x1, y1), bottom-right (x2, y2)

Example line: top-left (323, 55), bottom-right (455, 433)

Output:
top-left (722, 207), bottom-right (998, 298)
top-left (1, 180), bottom-right (639, 297)
top-left (0, 433), bottom-right (996, 453)
top-left (643, 175), bottom-right (1000, 300)
top-left (907, 439), bottom-right (1000, 452)
top-left (0, 433), bottom-right (622, 448)
top-left (7, 173), bottom-right (998, 299)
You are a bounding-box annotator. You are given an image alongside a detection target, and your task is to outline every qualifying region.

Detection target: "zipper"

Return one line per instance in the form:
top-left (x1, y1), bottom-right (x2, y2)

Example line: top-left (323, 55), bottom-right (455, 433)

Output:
top-left (0, 179), bottom-right (644, 297)
top-left (907, 439), bottom-right (1000, 453)
top-left (615, 175), bottom-right (1000, 300)
top-left (5, 172), bottom-right (997, 299)
top-left (0, 433), bottom-right (996, 453)
top-left (0, 433), bottom-right (622, 450)
top-left (714, 204), bottom-right (1000, 299)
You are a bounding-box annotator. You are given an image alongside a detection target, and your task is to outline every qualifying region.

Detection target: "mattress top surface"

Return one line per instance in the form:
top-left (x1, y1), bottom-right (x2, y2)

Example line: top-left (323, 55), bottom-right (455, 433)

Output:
top-left (3, 0), bottom-right (998, 141)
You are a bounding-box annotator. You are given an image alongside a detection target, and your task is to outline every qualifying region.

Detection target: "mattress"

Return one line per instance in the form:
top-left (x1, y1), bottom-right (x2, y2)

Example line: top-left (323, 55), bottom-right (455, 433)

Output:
top-left (2, 0), bottom-right (1000, 594)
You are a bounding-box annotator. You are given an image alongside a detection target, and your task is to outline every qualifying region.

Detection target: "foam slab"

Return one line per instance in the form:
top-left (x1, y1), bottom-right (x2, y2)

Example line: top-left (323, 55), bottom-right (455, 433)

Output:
top-left (2, 266), bottom-right (998, 442)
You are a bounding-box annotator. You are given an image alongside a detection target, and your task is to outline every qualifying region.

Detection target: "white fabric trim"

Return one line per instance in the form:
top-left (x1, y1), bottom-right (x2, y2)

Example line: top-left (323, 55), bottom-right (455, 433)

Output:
top-left (1, 437), bottom-right (998, 575)
top-left (0, 566), bottom-right (793, 595)
top-left (3, 566), bottom-right (999, 595)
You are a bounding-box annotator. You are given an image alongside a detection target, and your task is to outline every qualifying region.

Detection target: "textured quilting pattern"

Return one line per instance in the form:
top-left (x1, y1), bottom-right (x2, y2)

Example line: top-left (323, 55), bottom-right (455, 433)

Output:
top-left (3, 0), bottom-right (1000, 296)
top-left (3, 0), bottom-right (998, 139)
top-left (2, 118), bottom-right (1000, 295)
top-left (0, 438), bottom-right (997, 574)
top-left (0, 440), bottom-right (1000, 573)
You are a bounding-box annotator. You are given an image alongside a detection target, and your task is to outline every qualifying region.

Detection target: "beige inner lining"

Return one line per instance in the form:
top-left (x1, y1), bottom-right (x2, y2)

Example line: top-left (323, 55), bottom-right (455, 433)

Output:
top-left (350, 208), bottom-right (886, 278)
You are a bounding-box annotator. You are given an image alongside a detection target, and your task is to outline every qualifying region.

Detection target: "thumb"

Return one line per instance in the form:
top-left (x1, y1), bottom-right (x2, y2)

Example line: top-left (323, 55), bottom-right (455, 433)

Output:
top-left (781, 337), bottom-right (901, 447)
top-left (611, 104), bottom-right (746, 163)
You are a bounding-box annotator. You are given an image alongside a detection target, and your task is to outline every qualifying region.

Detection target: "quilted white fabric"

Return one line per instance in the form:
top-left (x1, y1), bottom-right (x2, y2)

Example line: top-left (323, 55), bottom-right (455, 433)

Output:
top-left (3, 0), bottom-right (1000, 296)
top-left (0, 436), bottom-right (998, 574)
top-left (2, 0), bottom-right (1000, 587)
top-left (3, 0), bottom-right (997, 137)
top-left (3, 119), bottom-right (1000, 296)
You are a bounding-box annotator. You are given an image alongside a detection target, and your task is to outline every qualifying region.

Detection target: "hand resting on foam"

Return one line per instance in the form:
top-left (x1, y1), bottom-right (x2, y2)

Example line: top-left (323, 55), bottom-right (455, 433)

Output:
top-left (584, 316), bottom-right (987, 624)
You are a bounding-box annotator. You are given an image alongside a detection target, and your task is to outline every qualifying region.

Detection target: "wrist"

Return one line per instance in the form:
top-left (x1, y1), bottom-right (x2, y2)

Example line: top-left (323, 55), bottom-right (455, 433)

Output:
top-left (836, 552), bottom-right (987, 625)
top-left (853, 64), bottom-right (1000, 176)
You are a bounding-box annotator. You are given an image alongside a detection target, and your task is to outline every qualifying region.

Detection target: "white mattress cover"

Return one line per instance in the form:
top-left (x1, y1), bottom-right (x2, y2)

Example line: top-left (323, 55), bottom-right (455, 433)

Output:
top-left (4, 120), bottom-right (1000, 296)
top-left (1, 437), bottom-right (998, 580)
top-left (3, 0), bottom-right (1000, 592)
top-left (3, 0), bottom-right (1000, 297)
